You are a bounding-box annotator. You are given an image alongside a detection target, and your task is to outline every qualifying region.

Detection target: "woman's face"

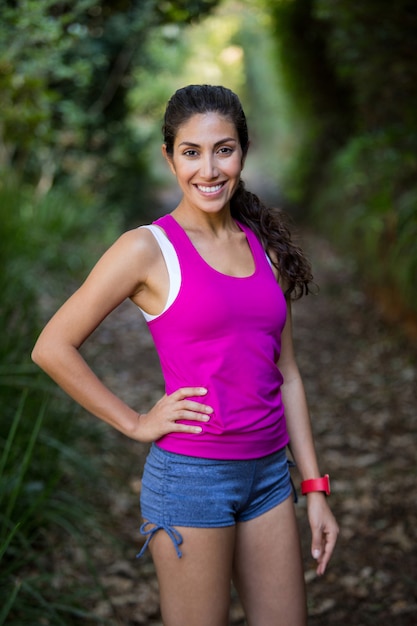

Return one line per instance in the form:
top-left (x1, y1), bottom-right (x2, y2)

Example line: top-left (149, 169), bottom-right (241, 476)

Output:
top-left (162, 112), bottom-right (246, 216)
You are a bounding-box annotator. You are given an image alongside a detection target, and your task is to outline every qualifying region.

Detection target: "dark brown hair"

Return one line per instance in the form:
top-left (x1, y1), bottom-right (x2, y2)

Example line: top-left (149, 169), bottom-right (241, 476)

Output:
top-left (163, 84), bottom-right (312, 299)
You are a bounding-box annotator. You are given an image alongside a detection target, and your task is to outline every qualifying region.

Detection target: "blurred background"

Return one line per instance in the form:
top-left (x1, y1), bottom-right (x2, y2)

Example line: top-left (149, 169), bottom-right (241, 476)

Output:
top-left (1, 1), bottom-right (416, 624)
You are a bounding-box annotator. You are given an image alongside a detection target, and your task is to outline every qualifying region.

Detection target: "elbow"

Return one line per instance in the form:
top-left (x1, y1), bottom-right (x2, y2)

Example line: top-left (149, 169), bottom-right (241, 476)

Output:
top-left (32, 334), bottom-right (77, 376)
top-left (31, 336), bottom-right (52, 371)
top-left (31, 340), bottom-right (45, 369)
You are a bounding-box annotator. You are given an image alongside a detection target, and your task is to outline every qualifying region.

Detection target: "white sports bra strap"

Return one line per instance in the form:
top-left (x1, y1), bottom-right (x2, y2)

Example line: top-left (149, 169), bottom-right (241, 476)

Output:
top-left (137, 223), bottom-right (273, 321)
top-left (138, 225), bottom-right (181, 321)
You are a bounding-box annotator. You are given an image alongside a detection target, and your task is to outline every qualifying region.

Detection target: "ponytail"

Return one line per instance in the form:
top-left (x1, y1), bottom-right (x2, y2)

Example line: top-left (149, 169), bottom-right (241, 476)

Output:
top-left (230, 180), bottom-right (313, 299)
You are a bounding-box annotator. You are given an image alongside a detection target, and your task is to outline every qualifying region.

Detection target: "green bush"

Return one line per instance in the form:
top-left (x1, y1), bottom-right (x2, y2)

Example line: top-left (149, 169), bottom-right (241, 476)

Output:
top-left (0, 389), bottom-right (115, 625)
top-left (313, 129), bottom-right (417, 312)
top-left (0, 179), bottom-right (121, 623)
top-left (268, 0), bottom-right (417, 317)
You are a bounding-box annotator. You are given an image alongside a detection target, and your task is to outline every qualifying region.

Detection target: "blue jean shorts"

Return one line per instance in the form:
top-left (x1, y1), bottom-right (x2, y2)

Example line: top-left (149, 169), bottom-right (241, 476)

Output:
top-left (137, 444), bottom-right (294, 558)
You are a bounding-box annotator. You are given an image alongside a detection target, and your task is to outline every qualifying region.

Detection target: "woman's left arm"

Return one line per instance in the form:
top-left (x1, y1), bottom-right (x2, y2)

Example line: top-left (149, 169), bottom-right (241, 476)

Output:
top-left (278, 300), bottom-right (339, 575)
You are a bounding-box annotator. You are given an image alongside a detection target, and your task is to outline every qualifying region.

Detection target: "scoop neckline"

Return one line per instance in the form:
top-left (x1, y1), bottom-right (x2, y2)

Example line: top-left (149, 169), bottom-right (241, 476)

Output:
top-left (166, 214), bottom-right (258, 279)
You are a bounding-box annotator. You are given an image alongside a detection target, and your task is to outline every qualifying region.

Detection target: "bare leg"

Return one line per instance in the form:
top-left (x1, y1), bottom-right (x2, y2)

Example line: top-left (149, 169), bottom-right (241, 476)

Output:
top-left (233, 496), bottom-right (307, 626)
top-left (149, 525), bottom-right (236, 626)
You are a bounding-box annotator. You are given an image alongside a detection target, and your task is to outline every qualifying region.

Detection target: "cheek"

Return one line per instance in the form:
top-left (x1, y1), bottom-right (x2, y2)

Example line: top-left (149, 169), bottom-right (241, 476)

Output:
top-left (173, 161), bottom-right (196, 181)
top-left (228, 157), bottom-right (244, 176)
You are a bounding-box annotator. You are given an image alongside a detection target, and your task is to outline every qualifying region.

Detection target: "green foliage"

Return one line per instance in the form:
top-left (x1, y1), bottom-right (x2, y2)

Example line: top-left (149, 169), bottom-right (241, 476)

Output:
top-left (232, 5), bottom-right (294, 192)
top-left (0, 180), bottom-right (118, 372)
top-left (0, 390), bottom-right (113, 625)
top-left (0, 181), bottom-right (122, 623)
top-left (312, 129), bottom-right (417, 311)
top-left (268, 0), bottom-right (353, 204)
top-left (0, 0), bottom-right (221, 217)
top-left (268, 0), bottom-right (417, 316)
top-left (0, 0), bottom-right (96, 179)
top-left (315, 0), bottom-right (417, 131)
top-left (156, 0), bottom-right (220, 22)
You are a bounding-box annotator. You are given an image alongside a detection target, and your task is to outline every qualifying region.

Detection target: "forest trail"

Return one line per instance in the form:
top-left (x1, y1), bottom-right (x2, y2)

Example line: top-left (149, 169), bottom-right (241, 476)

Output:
top-left (80, 226), bottom-right (417, 626)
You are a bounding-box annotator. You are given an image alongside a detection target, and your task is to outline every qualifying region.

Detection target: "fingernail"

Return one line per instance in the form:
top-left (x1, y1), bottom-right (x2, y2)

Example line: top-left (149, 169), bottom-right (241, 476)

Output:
top-left (313, 549), bottom-right (321, 559)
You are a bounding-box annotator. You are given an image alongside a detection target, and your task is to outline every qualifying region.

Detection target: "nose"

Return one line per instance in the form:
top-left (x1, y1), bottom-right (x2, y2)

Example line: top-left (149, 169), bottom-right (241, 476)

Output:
top-left (200, 153), bottom-right (218, 179)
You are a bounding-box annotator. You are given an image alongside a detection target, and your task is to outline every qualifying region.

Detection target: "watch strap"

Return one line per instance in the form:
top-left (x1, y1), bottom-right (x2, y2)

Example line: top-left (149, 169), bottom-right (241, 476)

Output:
top-left (301, 474), bottom-right (331, 496)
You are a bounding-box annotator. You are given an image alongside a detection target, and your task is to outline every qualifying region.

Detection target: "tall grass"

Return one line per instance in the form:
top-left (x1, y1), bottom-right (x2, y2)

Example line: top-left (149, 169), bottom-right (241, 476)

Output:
top-left (0, 179), bottom-right (122, 624)
top-left (0, 390), bottom-right (115, 625)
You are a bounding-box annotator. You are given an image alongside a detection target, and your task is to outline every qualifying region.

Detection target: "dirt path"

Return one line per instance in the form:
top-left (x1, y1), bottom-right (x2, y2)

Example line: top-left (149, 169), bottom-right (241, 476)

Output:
top-left (81, 227), bottom-right (417, 625)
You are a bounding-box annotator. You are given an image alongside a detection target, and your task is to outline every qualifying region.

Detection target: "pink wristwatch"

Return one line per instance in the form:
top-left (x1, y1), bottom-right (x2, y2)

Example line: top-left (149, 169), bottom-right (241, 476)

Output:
top-left (301, 474), bottom-right (331, 496)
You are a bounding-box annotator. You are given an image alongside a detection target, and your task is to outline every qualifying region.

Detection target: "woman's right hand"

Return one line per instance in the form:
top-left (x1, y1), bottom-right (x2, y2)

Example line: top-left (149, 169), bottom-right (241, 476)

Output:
top-left (133, 387), bottom-right (213, 442)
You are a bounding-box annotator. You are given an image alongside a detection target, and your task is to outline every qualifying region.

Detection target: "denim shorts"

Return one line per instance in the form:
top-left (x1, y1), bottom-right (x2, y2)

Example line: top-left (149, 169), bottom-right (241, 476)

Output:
top-left (137, 444), bottom-right (294, 558)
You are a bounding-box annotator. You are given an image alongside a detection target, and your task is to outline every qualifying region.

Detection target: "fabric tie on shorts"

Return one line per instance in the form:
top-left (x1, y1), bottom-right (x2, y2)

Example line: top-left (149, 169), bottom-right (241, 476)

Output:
top-left (136, 521), bottom-right (183, 559)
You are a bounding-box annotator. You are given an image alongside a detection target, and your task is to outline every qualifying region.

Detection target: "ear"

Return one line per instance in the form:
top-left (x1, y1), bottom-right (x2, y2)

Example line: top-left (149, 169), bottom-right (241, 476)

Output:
top-left (161, 144), bottom-right (176, 176)
top-left (241, 141), bottom-right (250, 170)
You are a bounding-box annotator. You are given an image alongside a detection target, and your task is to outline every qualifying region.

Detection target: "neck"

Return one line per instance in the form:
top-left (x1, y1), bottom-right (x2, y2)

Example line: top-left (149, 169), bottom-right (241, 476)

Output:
top-left (171, 203), bottom-right (238, 236)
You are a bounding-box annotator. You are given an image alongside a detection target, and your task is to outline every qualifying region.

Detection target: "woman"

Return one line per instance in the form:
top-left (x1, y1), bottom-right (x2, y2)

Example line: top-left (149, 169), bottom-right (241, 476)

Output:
top-left (32, 84), bottom-right (338, 626)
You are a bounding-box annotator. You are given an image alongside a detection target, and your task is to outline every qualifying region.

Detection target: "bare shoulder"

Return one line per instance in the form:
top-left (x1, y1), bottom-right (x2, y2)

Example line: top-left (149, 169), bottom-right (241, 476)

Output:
top-left (79, 225), bottom-right (163, 302)
top-left (98, 226), bottom-right (161, 272)
top-left (31, 225), bottom-right (166, 353)
top-left (112, 225), bottom-right (161, 259)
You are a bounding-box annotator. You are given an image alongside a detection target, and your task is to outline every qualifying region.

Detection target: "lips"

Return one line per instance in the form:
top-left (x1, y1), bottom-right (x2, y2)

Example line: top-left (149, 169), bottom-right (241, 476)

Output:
top-left (196, 183), bottom-right (224, 194)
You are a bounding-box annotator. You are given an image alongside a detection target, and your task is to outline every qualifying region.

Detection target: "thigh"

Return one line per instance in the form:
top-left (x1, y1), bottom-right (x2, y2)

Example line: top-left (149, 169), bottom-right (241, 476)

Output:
top-left (149, 525), bottom-right (236, 626)
top-left (233, 496), bottom-right (307, 626)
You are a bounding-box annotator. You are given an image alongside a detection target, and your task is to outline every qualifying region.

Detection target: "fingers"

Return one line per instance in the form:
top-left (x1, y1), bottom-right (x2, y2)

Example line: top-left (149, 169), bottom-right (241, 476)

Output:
top-left (312, 524), bottom-right (338, 575)
top-left (308, 497), bottom-right (339, 576)
top-left (172, 386), bottom-right (209, 400)
top-left (135, 387), bottom-right (214, 442)
top-left (170, 387), bottom-right (213, 428)
top-left (171, 408), bottom-right (211, 433)
top-left (172, 388), bottom-right (214, 412)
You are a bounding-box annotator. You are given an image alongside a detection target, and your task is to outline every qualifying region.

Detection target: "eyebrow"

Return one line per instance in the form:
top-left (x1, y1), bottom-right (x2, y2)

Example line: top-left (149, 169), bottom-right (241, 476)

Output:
top-left (178, 137), bottom-right (237, 148)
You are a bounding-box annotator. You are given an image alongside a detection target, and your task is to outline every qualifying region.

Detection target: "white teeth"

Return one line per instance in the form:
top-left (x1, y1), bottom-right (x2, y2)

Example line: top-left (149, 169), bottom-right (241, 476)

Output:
top-left (197, 184), bottom-right (223, 193)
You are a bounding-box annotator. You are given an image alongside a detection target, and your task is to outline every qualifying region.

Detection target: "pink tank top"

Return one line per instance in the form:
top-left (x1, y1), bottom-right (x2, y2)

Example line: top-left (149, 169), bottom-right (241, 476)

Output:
top-left (147, 214), bottom-right (289, 460)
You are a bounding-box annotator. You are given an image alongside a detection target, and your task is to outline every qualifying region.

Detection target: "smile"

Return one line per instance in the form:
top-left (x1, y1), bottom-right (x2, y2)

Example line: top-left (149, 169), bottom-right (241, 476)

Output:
top-left (196, 183), bottom-right (224, 194)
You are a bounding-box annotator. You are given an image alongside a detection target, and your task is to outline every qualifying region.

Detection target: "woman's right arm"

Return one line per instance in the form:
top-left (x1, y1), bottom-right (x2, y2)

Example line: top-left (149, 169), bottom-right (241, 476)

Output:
top-left (32, 228), bottom-right (212, 441)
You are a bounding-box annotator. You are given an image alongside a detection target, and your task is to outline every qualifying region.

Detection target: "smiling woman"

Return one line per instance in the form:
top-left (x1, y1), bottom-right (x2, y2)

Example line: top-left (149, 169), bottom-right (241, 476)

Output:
top-left (32, 84), bottom-right (338, 626)
top-left (162, 112), bottom-right (244, 217)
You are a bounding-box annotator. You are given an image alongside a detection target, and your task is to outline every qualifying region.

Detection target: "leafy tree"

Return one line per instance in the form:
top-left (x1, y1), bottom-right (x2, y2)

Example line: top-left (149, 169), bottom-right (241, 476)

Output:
top-left (0, 0), bottom-right (220, 210)
top-left (268, 0), bottom-right (417, 315)
top-left (268, 0), bottom-right (353, 204)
